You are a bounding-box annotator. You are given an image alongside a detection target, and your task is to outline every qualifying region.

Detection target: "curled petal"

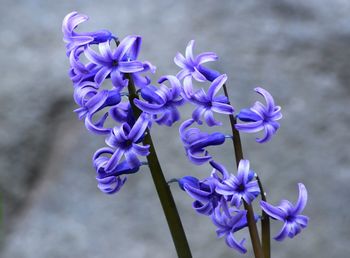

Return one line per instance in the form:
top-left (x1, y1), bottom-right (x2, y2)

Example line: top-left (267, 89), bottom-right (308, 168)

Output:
top-left (293, 183), bottom-right (308, 214)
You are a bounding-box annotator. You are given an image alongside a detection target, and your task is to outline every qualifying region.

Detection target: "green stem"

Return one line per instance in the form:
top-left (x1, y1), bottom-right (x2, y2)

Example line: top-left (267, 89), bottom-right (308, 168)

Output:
top-left (127, 75), bottom-right (192, 258)
top-left (223, 83), bottom-right (265, 258)
top-left (257, 176), bottom-right (271, 258)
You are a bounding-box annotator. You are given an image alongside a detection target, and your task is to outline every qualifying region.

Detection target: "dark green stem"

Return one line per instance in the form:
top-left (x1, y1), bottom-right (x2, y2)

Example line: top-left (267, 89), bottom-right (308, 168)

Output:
top-left (126, 75), bottom-right (192, 258)
top-left (257, 176), bottom-right (271, 258)
top-left (223, 83), bottom-right (265, 258)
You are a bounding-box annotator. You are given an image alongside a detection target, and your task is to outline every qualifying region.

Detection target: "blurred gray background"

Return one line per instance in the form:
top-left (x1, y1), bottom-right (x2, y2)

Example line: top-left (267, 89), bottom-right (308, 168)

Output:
top-left (0, 0), bottom-right (349, 257)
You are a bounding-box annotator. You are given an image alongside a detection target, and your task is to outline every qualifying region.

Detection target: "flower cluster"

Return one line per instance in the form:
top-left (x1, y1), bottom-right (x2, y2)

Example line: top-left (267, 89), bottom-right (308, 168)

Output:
top-left (63, 12), bottom-right (308, 255)
top-left (172, 41), bottom-right (308, 252)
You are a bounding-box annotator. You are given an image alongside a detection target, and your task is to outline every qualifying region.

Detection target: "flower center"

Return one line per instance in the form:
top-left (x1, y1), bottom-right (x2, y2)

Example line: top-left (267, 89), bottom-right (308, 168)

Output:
top-left (112, 60), bottom-right (119, 67)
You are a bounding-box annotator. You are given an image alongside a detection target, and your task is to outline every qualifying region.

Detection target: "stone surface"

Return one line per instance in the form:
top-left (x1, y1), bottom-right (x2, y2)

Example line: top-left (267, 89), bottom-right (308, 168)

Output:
top-left (1, 0), bottom-right (350, 257)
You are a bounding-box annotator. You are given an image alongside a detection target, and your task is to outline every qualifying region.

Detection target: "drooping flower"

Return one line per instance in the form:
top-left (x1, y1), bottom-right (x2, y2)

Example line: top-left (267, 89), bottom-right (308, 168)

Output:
top-left (98, 113), bottom-right (150, 172)
top-left (183, 74), bottom-right (234, 126)
top-left (178, 161), bottom-right (228, 215)
top-left (260, 183), bottom-right (309, 241)
top-left (84, 36), bottom-right (145, 88)
top-left (235, 87), bottom-right (282, 143)
top-left (93, 148), bottom-right (140, 194)
top-left (216, 159), bottom-right (260, 208)
top-left (62, 11), bottom-right (115, 56)
top-left (179, 119), bottom-right (226, 165)
top-left (174, 40), bottom-right (220, 82)
top-left (211, 201), bottom-right (248, 253)
top-left (134, 75), bottom-right (184, 126)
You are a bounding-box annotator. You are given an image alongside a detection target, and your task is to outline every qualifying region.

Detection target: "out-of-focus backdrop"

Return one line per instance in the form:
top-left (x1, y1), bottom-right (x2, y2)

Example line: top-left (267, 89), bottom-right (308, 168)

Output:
top-left (0, 0), bottom-right (349, 257)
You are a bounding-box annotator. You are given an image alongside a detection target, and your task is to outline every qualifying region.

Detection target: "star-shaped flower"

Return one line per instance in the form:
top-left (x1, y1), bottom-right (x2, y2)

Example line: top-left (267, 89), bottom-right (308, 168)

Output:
top-left (260, 183), bottom-right (309, 241)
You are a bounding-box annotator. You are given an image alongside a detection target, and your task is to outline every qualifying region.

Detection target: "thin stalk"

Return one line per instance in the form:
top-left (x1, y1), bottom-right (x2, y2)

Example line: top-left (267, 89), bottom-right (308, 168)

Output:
top-left (257, 176), bottom-right (271, 258)
top-left (223, 83), bottom-right (265, 258)
top-left (126, 75), bottom-right (192, 258)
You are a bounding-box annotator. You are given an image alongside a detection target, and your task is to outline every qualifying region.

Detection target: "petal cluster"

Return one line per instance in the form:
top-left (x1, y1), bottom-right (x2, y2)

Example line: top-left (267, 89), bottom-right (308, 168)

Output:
top-left (134, 76), bottom-right (185, 126)
top-left (260, 183), bottom-right (309, 241)
top-left (216, 159), bottom-right (260, 208)
top-left (183, 74), bottom-right (234, 126)
top-left (236, 87), bottom-right (282, 143)
top-left (174, 40), bottom-right (220, 82)
top-left (179, 119), bottom-right (226, 165)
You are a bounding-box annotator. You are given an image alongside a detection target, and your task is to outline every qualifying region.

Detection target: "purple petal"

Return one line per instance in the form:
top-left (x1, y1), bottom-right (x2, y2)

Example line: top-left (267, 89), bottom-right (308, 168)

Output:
top-left (256, 123), bottom-right (275, 143)
top-left (274, 223), bottom-right (290, 241)
top-left (255, 87), bottom-right (275, 113)
top-left (113, 35), bottom-right (140, 61)
top-left (293, 183), bottom-right (308, 214)
top-left (207, 74), bottom-right (227, 99)
top-left (174, 52), bottom-right (187, 68)
top-left (185, 40), bottom-right (195, 62)
top-left (192, 67), bottom-right (207, 82)
top-left (235, 121), bottom-right (264, 133)
top-left (260, 201), bottom-right (286, 221)
top-left (204, 110), bottom-right (221, 127)
top-left (128, 114), bottom-right (149, 142)
top-left (195, 52), bottom-right (218, 64)
top-left (95, 67), bottom-right (111, 85)
top-left (99, 41), bottom-right (113, 60)
top-left (211, 102), bottom-right (234, 114)
top-left (118, 61), bottom-right (144, 73)
top-left (85, 47), bottom-right (110, 66)
top-left (124, 149), bottom-right (141, 167)
top-left (105, 148), bottom-right (124, 173)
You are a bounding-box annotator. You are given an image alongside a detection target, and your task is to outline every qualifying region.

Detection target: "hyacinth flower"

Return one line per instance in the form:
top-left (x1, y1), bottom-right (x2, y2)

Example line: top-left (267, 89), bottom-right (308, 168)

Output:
top-left (175, 40), bottom-right (220, 82)
top-left (98, 113), bottom-right (150, 173)
top-left (260, 183), bottom-right (309, 241)
top-left (93, 148), bottom-right (140, 194)
top-left (179, 119), bottom-right (226, 165)
top-left (236, 87), bottom-right (282, 143)
top-left (216, 159), bottom-right (260, 208)
top-left (211, 202), bottom-right (248, 253)
top-left (134, 75), bottom-right (185, 126)
top-left (62, 11), bottom-right (115, 56)
top-left (183, 74), bottom-right (234, 126)
top-left (84, 37), bottom-right (145, 87)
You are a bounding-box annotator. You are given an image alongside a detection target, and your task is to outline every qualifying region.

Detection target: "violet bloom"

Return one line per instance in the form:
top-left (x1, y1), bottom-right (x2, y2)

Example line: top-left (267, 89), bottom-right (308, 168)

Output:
top-left (211, 202), bottom-right (248, 253)
top-left (98, 113), bottom-right (150, 172)
top-left (134, 75), bottom-right (184, 126)
top-left (84, 36), bottom-right (145, 88)
top-left (183, 74), bottom-right (234, 126)
top-left (62, 11), bottom-right (114, 56)
top-left (93, 148), bottom-right (140, 194)
top-left (174, 40), bottom-right (219, 82)
top-left (179, 119), bottom-right (226, 165)
top-left (260, 183), bottom-right (309, 241)
top-left (216, 159), bottom-right (260, 208)
top-left (235, 87), bottom-right (282, 143)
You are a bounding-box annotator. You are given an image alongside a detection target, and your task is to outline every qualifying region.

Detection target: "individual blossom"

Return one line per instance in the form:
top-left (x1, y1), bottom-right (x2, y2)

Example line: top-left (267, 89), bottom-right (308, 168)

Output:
top-left (235, 87), bottom-right (282, 143)
top-left (100, 113), bottom-right (150, 172)
top-left (178, 161), bottom-right (228, 215)
top-left (211, 201), bottom-right (248, 253)
top-left (216, 159), bottom-right (260, 208)
top-left (260, 183), bottom-right (309, 241)
top-left (93, 147), bottom-right (141, 194)
top-left (179, 119), bottom-right (226, 165)
top-left (174, 40), bottom-right (219, 82)
top-left (183, 74), bottom-right (234, 126)
top-left (62, 11), bottom-right (115, 56)
top-left (134, 75), bottom-right (184, 126)
top-left (84, 36), bottom-right (145, 88)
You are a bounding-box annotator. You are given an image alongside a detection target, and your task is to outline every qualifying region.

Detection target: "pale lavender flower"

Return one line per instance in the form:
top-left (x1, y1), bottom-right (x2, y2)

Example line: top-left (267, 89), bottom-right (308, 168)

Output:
top-left (62, 11), bottom-right (114, 55)
top-left (216, 159), bottom-right (260, 208)
top-left (174, 40), bottom-right (219, 82)
top-left (211, 202), bottom-right (248, 253)
top-left (84, 36), bottom-right (145, 87)
top-left (260, 183), bottom-right (309, 241)
top-left (236, 87), bottom-right (282, 143)
top-left (183, 74), bottom-right (234, 126)
top-left (134, 75), bottom-right (185, 126)
top-left (179, 119), bottom-right (226, 165)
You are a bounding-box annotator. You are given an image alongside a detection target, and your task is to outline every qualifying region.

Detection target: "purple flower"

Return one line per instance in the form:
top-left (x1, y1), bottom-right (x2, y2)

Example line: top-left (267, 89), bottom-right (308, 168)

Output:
top-left (183, 74), bottom-right (234, 126)
top-left (93, 148), bottom-right (141, 194)
top-left (260, 183), bottom-right (309, 241)
top-left (84, 36), bottom-right (145, 88)
top-left (62, 11), bottom-right (115, 56)
top-left (98, 113), bottom-right (150, 172)
top-left (174, 40), bottom-right (219, 82)
top-left (211, 201), bottom-right (248, 253)
top-left (216, 159), bottom-right (260, 208)
top-left (235, 87), bottom-right (282, 143)
top-left (179, 119), bottom-right (226, 165)
top-left (134, 75), bottom-right (185, 126)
